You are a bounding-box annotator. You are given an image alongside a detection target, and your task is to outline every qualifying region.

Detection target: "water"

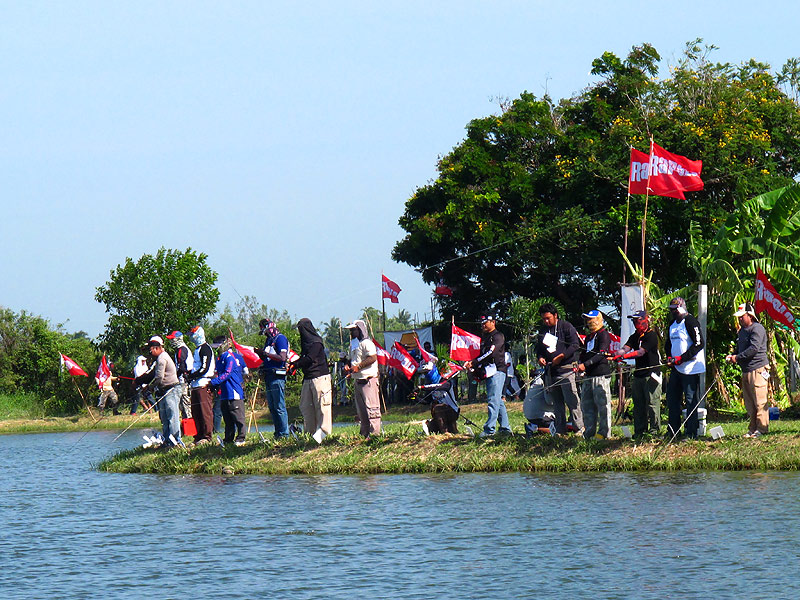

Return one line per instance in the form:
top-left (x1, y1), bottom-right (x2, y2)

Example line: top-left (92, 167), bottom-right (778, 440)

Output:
top-left (1, 431), bottom-right (799, 599)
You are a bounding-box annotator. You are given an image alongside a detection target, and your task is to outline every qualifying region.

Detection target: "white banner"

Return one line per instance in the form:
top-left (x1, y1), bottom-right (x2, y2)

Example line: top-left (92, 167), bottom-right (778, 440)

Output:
top-left (382, 326), bottom-right (433, 351)
top-left (620, 283), bottom-right (644, 349)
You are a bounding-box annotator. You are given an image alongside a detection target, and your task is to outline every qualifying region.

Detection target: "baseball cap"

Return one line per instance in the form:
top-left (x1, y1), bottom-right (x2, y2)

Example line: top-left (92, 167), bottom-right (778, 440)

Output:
top-left (582, 309), bottom-right (601, 319)
top-left (668, 297), bottom-right (686, 309)
top-left (148, 335), bottom-right (164, 347)
top-left (166, 330), bottom-right (183, 340)
top-left (480, 315), bottom-right (496, 323)
top-left (628, 310), bottom-right (648, 320)
top-left (734, 302), bottom-right (756, 318)
top-left (210, 335), bottom-right (227, 349)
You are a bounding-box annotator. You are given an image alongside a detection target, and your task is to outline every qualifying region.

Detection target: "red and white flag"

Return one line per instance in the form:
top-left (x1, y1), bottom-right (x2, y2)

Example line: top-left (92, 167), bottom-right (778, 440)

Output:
top-left (416, 337), bottom-right (434, 363)
top-left (95, 355), bottom-right (111, 390)
top-left (390, 341), bottom-right (418, 380)
top-left (609, 332), bottom-right (622, 353)
top-left (60, 353), bottom-right (88, 377)
top-left (444, 361), bottom-right (465, 379)
top-left (755, 268), bottom-right (796, 330)
top-left (434, 280), bottom-right (453, 296)
top-left (382, 274), bottom-right (401, 303)
top-left (229, 330), bottom-right (263, 369)
top-left (450, 324), bottom-right (481, 361)
top-left (373, 339), bottom-right (394, 367)
top-left (629, 143), bottom-right (703, 200)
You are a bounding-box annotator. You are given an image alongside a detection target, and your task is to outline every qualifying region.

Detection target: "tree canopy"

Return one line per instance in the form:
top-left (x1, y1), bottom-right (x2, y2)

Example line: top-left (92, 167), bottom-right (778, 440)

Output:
top-left (95, 247), bottom-right (220, 362)
top-left (393, 40), bottom-right (800, 322)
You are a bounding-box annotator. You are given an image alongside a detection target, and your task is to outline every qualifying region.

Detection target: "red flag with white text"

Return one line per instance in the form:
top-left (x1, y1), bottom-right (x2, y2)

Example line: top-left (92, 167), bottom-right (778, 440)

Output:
top-left (450, 324), bottom-right (481, 361)
top-left (382, 274), bottom-right (401, 303)
top-left (416, 337), bottom-right (434, 363)
top-left (629, 143), bottom-right (703, 200)
top-left (391, 341), bottom-right (418, 379)
top-left (755, 268), bottom-right (796, 330)
top-left (60, 353), bottom-right (88, 377)
top-left (444, 361), bottom-right (465, 379)
top-left (373, 339), bottom-right (394, 367)
top-left (95, 355), bottom-right (111, 390)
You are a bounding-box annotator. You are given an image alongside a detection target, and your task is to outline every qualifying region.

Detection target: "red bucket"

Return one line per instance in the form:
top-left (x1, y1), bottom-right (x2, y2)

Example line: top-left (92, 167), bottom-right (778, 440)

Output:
top-left (181, 418), bottom-right (197, 437)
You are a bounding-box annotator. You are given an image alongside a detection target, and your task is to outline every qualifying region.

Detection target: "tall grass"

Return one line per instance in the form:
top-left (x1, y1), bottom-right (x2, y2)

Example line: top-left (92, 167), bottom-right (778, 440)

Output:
top-left (0, 393), bottom-right (47, 419)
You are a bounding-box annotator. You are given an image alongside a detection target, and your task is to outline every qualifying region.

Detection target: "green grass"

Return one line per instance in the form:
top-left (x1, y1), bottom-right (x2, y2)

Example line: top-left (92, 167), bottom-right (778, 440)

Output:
top-left (97, 406), bottom-right (800, 475)
top-left (0, 393), bottom-right (48, 420)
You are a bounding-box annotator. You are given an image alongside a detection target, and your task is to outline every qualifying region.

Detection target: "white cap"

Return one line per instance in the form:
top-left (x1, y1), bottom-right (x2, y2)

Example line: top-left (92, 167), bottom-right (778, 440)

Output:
top-left (734, 302), bottom-right (757, 318)
top-left (148, 335), bottom-right (164, 347)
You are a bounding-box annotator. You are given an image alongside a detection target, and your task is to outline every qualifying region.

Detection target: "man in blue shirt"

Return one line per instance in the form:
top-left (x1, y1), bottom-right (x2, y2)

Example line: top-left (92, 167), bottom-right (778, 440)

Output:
top-left (255, 318), bottom-right (290, 439)
top-left (211, 335), bottom-right (249, 445)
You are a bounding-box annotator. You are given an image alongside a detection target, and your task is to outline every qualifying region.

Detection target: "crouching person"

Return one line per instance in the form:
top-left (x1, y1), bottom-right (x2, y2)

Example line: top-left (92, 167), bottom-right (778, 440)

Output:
top-left (418, 362), bottom-right (459, 434)
top-left (292, 318), bottom-right (333, 444)
top-left (210, 336), bottom-right (248, 446)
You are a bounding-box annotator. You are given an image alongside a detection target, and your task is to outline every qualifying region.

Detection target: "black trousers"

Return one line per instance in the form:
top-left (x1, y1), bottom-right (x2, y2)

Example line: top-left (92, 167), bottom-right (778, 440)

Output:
top-left (221, 398), bottom-right (246, 443)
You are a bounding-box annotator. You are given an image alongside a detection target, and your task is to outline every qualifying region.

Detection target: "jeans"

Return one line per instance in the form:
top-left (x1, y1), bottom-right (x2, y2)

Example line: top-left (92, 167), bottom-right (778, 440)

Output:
top-left (484, 371), bottom-right (511, 435)
top-left (157, 385), bottom-right (182, 444)
top-left (580, 376), bottom-right (611, 438)
top-left (213, 396), bottom-right (222, 433)
top-left (666, 370), bottom-right (701, 437)
top-left (264, 374), bottom-right (289, 438)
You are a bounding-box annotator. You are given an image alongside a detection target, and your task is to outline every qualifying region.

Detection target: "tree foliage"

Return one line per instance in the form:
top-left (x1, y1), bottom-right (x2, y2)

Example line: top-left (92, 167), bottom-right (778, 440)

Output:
top-left (393, 40), bottom-right (800, 323)
top-left (95, 247), bottom-right (220, 363)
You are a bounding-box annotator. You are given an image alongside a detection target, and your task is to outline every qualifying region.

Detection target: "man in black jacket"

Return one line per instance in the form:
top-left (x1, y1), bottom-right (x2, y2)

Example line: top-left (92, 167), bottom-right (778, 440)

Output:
top-left (665, 297), bottom-right (705, 438)
top-left (291, 318), bottom-right (332, 444)
top-left (464, 315), bottom-right (511, 436)
top-left (536, 303), bottom-right (584, 435)
top-left (577, 310), bottom-right (612, 439)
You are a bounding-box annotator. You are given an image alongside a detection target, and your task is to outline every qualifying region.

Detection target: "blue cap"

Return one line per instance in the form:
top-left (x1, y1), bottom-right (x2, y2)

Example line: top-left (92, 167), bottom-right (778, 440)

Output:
top-left (628, 310), bottom-right (648, 320)
top-left (582, 309), bottom-right (601, 319)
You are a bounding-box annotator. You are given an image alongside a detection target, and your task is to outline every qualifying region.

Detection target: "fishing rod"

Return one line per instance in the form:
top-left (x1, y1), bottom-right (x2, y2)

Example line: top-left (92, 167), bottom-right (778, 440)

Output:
top-left (110, 387), bottom-right (171, 443)
top-left (651, 374), bottom-right (718, 460)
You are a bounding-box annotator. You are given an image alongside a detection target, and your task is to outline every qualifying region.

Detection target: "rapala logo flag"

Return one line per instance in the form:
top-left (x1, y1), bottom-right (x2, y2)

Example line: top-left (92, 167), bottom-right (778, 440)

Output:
top-left (382, 274), bottom-right (401, 303)
top-left (373, 339), bottom-right (394, 366)
top-left (444, 361), bottom-right (465, 379)
top-left (629, 143), bottom-right (703, 200)
top-left (60, 353), bottom-right (88, 377)
top-left (95, 355), bottom-right (111, 390)
top-left (755, 268), bottom-right (796, 330)
top-left (390, 341), bottom-right (418, 379)
top-left (450, 324), bottom-right (481, 361)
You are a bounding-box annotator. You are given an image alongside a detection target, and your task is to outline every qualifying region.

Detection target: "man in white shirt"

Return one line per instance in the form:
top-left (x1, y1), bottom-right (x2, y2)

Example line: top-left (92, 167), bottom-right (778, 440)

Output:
top-left (344, 319), bottom-right (381, 437)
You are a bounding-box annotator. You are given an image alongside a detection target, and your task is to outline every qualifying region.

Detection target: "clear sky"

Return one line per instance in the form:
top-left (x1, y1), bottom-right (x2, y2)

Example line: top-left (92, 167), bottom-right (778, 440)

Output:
top-left (3, 1), bottom-right (799, 337)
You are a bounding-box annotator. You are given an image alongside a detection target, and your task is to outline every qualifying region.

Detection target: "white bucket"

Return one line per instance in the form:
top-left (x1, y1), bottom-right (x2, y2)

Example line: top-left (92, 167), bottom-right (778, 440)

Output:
top-left (710, 425), bottom-right (725, 440)
top-left (620, 425), bottom-right (632, 439)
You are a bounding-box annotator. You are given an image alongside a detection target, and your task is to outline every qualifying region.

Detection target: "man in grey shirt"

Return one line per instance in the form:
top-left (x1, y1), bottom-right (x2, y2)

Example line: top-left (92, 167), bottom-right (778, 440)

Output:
top-left (725, 303), bottom-right (769, 438)
top-left (139, 335), bottom-right (183, 447)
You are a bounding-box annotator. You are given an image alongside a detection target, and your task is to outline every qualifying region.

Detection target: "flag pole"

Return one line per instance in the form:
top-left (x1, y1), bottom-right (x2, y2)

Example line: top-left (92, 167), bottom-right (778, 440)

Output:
top-left (641, 136), bottom-right (654, 278)
top-left (623, 147), bottom-right (633, 285)
top-left (381, 272), bottom-right (387, 333)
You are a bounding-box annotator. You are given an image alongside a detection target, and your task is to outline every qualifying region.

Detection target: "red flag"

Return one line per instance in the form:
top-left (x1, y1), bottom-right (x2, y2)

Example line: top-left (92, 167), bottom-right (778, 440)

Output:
top-left (755, 268), bottom-right (796, 330)
top-left (416, 337), bottom-right (434, 363)
top-left (373, 339), bottom-right (395, 367)
top-left (629, 143), bottom-right (703, 200)
top-left (60, 353), bottom-right (88, 377)
top-left (229, 330), bottom-right (264, 369)
top-left (608, 332), bottom-right (622, 353)
top-left (390, 341), bottom-right (418, 379)
top-left (434, 280), bottom-right (453, 296)
top-left (382, 274), bottom-right (401, 303)
top-left (444, 361), bottom-right (465, 379)
top-left (450, 324), bottom-right (481, 361)
top-left (95, 355), bottom-right (111, 390)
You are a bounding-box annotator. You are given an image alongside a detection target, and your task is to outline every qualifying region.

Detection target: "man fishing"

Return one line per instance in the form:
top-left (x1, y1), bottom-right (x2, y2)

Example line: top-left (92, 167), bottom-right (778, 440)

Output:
top-left (665, 297), bottom-right (705, 439)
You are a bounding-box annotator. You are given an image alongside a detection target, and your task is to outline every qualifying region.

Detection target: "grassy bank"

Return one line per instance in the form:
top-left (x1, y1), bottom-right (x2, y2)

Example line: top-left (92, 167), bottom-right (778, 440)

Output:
top-left (98, 406), bottom-right (800, 475)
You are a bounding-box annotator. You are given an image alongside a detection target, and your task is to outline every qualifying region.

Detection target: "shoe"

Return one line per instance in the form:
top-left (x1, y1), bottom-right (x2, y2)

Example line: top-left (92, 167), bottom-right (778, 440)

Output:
top-left (594, 433), bottom-right (605, 440)
top-left (743, 432), bottom-right (753, 438)
top-left (479, 431), bottom-right (492, 438)
top-left (191, 438), bottom-right (211, 447)
top-left (751, 431), bottom-right (764, 439)
top-left (234, 440), bottom-right (245, 447)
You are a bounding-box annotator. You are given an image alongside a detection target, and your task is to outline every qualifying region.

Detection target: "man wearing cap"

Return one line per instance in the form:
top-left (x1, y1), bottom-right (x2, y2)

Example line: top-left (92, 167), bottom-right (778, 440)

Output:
top-left (611, 310), bottom-right (662, 437)
top-left (166, 330), bottom-right (194, 420)
top-left (726, 303), bottom-right (769, 438)
top-left (185, 326), bottom-right (216, 446)
top-left (255, 319), bottom-right (290, 439)
top-left (465, 315), bottom-right (511, 436)
top-left (210, 335), bottom-right (249, 445)
top-left (576, 310), bottom-right (612, 439)
top-left (665, 297), bottom-right (705, 439)
top-left (139, 336), bottom-right (182, 447)
top-left (536, 303), bottom-right (584, 435)
top-left (344, 319), bottom-right (381, 436)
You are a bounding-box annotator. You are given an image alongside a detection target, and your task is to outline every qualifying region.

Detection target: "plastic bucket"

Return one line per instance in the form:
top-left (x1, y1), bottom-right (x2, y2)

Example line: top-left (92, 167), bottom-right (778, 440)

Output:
top-left (181, 418), bottom-right (197, 437)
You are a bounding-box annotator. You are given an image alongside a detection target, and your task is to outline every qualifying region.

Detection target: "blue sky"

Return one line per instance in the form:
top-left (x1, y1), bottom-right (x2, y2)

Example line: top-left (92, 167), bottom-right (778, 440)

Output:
top-left (3, 1), bottom-right (799, 337)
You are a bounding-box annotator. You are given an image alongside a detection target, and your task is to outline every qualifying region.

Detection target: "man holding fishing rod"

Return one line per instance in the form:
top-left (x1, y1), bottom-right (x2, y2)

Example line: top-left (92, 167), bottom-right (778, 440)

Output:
top-left (610, 310), bottom-right (662, 438)
top-left (134, 336), bottom-right (183, 448)
top-left (664, 297), bottom-right (705, 439)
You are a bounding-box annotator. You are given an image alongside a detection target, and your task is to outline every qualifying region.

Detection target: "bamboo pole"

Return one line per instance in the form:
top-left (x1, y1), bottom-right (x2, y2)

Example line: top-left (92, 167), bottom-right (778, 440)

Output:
top-left (247, 379), bottom-right (261, 435)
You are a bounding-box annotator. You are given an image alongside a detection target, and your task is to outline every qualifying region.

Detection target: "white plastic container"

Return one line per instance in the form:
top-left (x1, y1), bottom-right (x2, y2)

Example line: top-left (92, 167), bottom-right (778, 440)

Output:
top-left (710, 425), bottom-right (725, 440)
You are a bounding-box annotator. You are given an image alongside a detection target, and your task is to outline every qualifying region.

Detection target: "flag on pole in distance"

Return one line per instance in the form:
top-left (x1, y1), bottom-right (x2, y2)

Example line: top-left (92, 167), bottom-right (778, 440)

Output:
top-left (382, 274), bottom-right (401, 303)
top-left (755, 268), bottom-right (796, 330)
top-left (450, 324), bottom-right (481, 361)
top-left (390, 341), bottom-right (418, 380)
top-left (60, 353), bottom-right (88, 377)
top-left (95, 355), bottom-right (111, 390)
top-left (434, 280), bottom-right (453, 296)
top-left (629, 143), bottom-right (703, 200)
top-left (229, 330), bottom-right (263, 369)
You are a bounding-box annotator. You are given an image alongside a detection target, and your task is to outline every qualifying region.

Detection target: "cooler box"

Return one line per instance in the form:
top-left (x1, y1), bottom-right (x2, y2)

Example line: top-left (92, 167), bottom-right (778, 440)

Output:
top-left (181, 418), bottom-right (197, 437)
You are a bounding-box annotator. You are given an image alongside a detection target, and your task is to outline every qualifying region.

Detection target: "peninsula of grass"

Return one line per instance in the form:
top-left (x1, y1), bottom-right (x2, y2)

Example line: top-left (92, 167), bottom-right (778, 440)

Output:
top-left (98, 405), bottom-right (800, 475)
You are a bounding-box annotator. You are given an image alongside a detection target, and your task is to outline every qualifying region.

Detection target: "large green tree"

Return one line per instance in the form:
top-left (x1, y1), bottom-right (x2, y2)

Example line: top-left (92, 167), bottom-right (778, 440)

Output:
top-left (393, 40), bottom-right (800, 322)
top-left (95, 247), bottom-right (219, 362)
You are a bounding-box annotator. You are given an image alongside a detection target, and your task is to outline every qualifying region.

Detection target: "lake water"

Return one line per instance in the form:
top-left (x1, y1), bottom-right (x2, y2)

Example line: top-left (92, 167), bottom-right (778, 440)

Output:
top-left (1, 430), bottom-right (798, 599)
